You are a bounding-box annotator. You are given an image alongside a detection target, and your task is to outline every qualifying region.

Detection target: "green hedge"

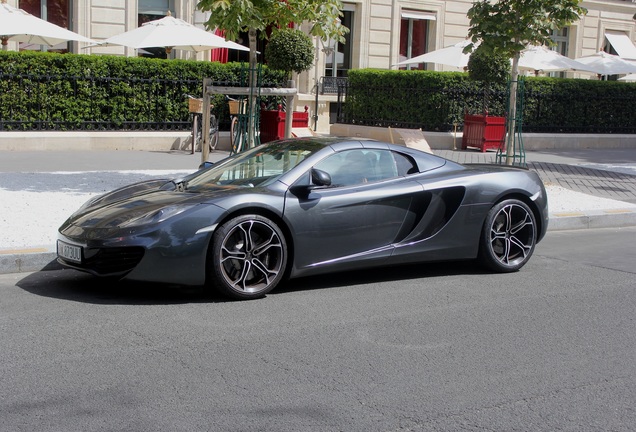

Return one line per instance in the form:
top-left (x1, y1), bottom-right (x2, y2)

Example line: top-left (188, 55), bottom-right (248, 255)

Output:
top-left (344, 69), bottom-right (636, 133)
top-left (522, 77), bottom-right (636, 133)
top-left (0, 51), bottom-right (287, 131)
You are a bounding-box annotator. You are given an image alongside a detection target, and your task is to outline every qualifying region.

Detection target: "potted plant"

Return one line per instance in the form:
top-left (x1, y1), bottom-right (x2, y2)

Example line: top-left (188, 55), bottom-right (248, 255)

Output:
top-left (462, 45), bottom-right (510, 152)
top-left (261, 28), bottom-right (314, 142)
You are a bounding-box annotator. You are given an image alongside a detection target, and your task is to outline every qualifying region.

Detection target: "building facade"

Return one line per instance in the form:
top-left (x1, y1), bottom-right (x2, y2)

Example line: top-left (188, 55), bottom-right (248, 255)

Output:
top-left (5, 0), bottom-right (636, 132)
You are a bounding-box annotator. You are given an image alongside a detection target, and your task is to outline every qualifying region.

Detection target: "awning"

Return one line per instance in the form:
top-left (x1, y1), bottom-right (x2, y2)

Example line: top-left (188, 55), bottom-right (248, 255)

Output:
top-left (401, 10), bottom-right (436, 21)
top-left (605, 31), bottom-right (636, 60)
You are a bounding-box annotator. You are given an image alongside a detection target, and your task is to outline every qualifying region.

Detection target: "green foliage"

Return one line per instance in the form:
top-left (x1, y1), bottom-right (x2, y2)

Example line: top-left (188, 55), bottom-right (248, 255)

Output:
top-left (343, 69), bottom-right (636, 133)
top-left (467, 45), bottom-right (510, 114)
top-left (265, 28), bottom-right (315, 77)
top-left (522, 78), bottom-right (636, 133)
top-left (344, 69), bottom-right (501, 131)
top-left (466, 0), bottom-right (587, 57)
top-left (197, 0), bottom-right (349, 44)
top-left (467, 45), bottom-right (510, 84)
top-left (0, 50), bottom-right (287, 131)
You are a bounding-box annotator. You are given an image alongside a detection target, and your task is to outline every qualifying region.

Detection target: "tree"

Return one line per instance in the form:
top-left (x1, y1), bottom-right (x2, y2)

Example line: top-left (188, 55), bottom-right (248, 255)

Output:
top-left (465, 0), bottom-right (586, 164)
top-left (197, 0), bottom-right (348, 149)
top-left (265, 28), bottom-right (315, 79)
top-left (467, 44), bottom-right (509, 114)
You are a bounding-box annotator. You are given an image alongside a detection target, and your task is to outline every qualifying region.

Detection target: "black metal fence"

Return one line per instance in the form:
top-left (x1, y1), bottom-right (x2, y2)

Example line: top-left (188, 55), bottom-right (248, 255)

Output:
top-left (336, 80), bottom-right (636, 134)
top-left (0, 73), bottom-right (208, 131)
top-left (521, 86), bottom-right (636, 134)
top-left (2, 72), bottom-right (635, 135)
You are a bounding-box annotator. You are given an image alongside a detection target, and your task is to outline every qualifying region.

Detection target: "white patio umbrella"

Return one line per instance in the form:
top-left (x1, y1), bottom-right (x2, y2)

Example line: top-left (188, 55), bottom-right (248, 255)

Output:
top-left (573, 51), bottom-right (636, 76)
top-left (0, 0), bottom-right (94, 51)
top-left (618, 73), bottom-right (636, 81)
top-left (518, 45), bottom-right (589, 75)
top-left (395, 40), bottom-right (474, 69)
top-left (91, 13), bottom-right (249, 54)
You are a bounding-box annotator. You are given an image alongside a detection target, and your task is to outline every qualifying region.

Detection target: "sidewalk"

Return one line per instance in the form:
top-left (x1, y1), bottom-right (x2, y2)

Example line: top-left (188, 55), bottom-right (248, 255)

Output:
top-left (1, 147), bottom-right (636, 275)
top-left (437, 148), bottom-right (636, 230)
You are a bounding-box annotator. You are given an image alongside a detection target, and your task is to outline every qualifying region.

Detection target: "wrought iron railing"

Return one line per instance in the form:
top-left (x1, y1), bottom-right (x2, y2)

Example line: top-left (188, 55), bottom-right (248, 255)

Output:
top-left (3, 72), bottom-right (634, 135)
top-left (320, 76), bottom-right (349, 95)
top-left (336, 80), bottom-right (636, 134)
top-left (0, 73), bottom-right (265, 132)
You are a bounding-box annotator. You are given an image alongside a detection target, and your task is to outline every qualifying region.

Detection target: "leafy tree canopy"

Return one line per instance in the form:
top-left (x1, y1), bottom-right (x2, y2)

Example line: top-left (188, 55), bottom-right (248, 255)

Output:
top-left (197, 0), bottom-right (348, 43)
top-left (467, 45), bottom-right (510, 84)
top-left (465, 0), bottom-right (587, 57)
top-left (265, 28), bottom-right (315, 76)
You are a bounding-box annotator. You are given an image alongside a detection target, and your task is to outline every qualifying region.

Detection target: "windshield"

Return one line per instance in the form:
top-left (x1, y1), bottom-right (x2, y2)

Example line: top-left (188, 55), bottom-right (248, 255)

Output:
top-left (185, 141), bottom-right (324, 191)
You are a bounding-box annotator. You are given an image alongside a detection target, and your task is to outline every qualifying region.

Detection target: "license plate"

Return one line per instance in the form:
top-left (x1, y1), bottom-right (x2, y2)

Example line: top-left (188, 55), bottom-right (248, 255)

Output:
top-left (57, 240), bottom-right (83, 264)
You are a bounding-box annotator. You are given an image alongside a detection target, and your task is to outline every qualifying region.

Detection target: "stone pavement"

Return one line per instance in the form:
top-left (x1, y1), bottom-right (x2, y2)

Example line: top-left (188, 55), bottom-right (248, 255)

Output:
top-left (1, 146), bottom-right (635, 275)
top-left (436, 149), bottom-right (636, 204)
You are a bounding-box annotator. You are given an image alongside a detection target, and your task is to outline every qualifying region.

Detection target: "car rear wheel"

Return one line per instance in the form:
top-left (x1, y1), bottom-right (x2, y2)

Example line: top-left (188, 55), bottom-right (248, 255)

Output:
top-left (209, 215), bottom-right (287, 300)
top-left (478, 199), bottom-right (536, 272)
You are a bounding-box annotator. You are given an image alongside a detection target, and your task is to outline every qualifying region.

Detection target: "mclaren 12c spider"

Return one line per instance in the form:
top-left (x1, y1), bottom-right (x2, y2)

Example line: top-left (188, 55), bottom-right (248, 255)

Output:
top-left (57, 137), bottom-right (548, 300)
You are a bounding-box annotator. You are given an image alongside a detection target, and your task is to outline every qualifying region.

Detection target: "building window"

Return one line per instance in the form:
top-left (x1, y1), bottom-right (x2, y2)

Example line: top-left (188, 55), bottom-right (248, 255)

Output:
top-left (20, 0), bottom-right (70, 52)
top-left (549, 27), bottom-right (569, 77)
top-left (138, 0), bottom-right (174, 58)
top-left (325, 8), bottom-right (354, 77)
top-left (551, 27), bottom-right (569, 57)
top-left (399, 11), bottom-right (434, 70)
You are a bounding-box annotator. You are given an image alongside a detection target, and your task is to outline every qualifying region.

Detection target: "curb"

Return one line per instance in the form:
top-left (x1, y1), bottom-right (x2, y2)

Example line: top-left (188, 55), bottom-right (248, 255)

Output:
top-left (0, 249), bottom-right (59, 275)
top-left (548, 208), bottom-right (636, 231)
top-left (2, 210), bottom-right (635, 276)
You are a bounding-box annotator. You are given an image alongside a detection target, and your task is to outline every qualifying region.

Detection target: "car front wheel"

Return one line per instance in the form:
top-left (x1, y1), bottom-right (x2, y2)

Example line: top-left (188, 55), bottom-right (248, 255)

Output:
top-left (209, 214), bottom-right (287, 300)
top-left (478, 199), bottom-right (537, 272)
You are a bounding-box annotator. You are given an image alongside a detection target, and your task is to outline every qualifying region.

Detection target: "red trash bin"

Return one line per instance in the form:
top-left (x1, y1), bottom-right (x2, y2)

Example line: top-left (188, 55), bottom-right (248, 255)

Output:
top-left (260, 105), bottom-right (310, 143)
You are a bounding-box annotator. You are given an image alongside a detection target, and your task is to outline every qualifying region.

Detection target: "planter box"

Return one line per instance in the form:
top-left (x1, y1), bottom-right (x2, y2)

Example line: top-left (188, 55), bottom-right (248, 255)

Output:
top-left (461, 114), bottom-right (506, 152)
top-left (260, 106), bottom-right (310, 143)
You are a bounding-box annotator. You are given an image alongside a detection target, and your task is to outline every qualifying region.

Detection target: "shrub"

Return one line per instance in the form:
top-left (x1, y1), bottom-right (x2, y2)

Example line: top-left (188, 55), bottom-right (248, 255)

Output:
top-left (264, 28), bottom-right (315, 78)
top-left (0, 50), bottom-right (287, 131)
top-left (342, 68), bottom-right (636, 133)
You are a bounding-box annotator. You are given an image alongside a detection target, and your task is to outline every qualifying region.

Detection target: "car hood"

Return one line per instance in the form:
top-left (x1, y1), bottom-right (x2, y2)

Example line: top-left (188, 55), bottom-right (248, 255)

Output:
top-left (61, 179), bottom-right (246, 231)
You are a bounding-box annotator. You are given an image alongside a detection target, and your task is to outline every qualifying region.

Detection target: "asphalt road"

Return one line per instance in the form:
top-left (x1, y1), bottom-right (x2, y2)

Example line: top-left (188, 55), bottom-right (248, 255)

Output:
top-left (1, 227), bottom-right (635, 431)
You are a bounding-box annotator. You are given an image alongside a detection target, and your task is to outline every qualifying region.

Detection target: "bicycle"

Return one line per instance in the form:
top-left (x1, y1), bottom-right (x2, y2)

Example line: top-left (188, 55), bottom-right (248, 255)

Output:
top-left (187, 95), bottom-right (219, 153)
top-left (226, 95), bottom-right (247, 155)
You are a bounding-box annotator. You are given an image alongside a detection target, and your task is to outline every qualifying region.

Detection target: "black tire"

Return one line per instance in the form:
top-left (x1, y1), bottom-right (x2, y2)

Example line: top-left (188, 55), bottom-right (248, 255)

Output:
top-left (230, 116), bottom-right (239, 154)
top-left (478, 199), bottom-right (537, 272)
top-left (209, 215), bottom-right (287, 300)
top-left (208, 115), bottom-right (219, 152)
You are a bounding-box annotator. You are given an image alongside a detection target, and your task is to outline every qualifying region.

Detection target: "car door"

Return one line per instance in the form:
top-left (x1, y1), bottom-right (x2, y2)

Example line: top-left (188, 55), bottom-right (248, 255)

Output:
top-left (283, 149), bottom-right (426, 273)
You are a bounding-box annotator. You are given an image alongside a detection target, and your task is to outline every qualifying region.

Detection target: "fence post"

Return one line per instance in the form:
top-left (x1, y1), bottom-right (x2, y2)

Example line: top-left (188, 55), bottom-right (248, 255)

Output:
top-left (201, 77), bottom-right (212, 165)
top-left (284, 80), bottom-right (295, 139)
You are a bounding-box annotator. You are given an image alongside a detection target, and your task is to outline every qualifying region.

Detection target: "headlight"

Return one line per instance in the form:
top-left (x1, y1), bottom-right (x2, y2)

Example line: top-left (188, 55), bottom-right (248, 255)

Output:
top-left (119, 204), bottom-right (194, 228)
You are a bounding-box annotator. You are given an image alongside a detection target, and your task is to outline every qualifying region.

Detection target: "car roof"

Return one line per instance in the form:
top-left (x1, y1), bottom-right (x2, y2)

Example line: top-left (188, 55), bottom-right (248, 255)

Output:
top-left (272, 137), bottom-right (462, 186)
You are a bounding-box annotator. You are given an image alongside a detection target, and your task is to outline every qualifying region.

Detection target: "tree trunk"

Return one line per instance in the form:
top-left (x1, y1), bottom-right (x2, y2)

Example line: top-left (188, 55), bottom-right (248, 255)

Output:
top-left (247, 28), bottom-right (258, 149)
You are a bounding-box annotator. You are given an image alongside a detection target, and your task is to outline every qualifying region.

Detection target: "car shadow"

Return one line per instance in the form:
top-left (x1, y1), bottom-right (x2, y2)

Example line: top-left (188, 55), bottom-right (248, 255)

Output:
top-left (16, 260), bottom-right (226, 305)
top-left (16, 259), bottom-right (487, 305)
top-left (274, 260), bottom-right (487, 295)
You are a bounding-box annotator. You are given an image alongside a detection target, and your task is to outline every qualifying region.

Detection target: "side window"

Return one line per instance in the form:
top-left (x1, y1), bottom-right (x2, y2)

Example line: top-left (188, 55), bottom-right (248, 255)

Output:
top-left (394, 152), bottom-right (419, 176)
top-left (374, 151), bottom-right (418, 179)
top-left (315, 150), bottom-right (370, 186)
top-left (314, 149), bottom-right (419, 187)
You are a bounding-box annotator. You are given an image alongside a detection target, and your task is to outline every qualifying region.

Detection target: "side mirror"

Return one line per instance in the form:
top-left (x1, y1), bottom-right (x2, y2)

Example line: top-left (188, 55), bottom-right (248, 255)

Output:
top-left (290, 168), bottom-right (332, 199)
top-left (311, 168), bottom-right (332, 187)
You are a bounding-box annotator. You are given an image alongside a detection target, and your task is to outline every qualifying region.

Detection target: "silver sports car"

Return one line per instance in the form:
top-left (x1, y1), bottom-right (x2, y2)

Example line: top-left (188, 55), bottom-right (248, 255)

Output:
top-left (57, 137), bottom-right (548, 300)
